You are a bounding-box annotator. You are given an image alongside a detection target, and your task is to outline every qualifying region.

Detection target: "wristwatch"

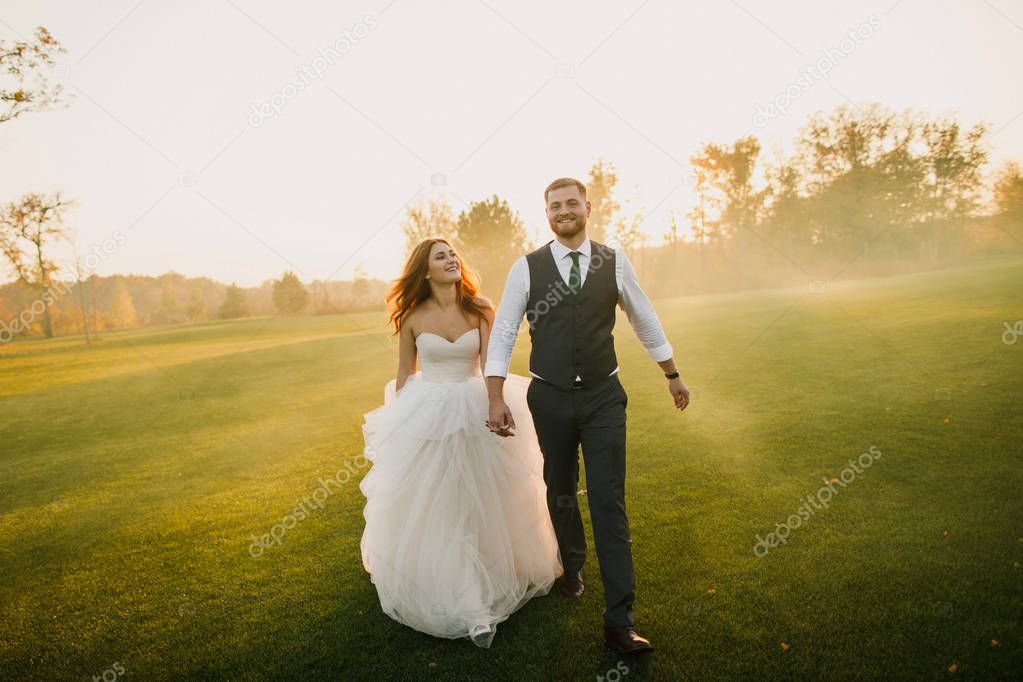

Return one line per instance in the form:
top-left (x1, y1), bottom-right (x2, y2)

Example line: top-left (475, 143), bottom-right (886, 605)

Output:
top-left (664, 370), bottom-right (680, 380)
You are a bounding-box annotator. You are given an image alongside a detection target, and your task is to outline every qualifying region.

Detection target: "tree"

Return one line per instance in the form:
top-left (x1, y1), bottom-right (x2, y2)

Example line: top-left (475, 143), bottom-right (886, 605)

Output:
top-left (786, 104), bottom-right (990, 263)
top-left (686, 161), bottom-right (716, 277)
top-left (762, 159), bottom-right (814, 262)
top-left (921, 118), bottom-right (988, 222)
top-left (350, 264), bottom-right (371, 309)
top-left (402, 194), bottom-right (456, 255)
top-left (219, 283), bottom-right (250, 319)
top-left (306, 279), bottom-right (334, 315)
top-left (453, 195), bottom-right (530, 298)
top-left (0, 26), bottom-right (72, 338)
top-left (793, 104), bottom-right (900, 259)
top-left (586, 159), bottom-right (620, 243)
top-left (272, 270), bottom-right (308, 314)
top-left (663, 210), bottom-right (681, 247)
top-left (0, 27), bottom-right (68, 124)
top-left (106, 278), bottom-right (137, 329)
top-left (873, 123), bottom-right (925, 254)
top-left (186, 290), bottom-right (207, 322)
top-left (917, 118), bottom-right (988, 257)
top-left (690, 136), bottom-right (763, 257)
top-left (609, 205), bottom-right (645, 255)
top-left (0, 192), bottom-right (73, 337)
top-left (611, 206), bottom-right (648, 275)
top-left (993, 161), bottom-right (1023, 228)
top-left (154, 273), bottom-right (182, 324)
top-left (72, 254), bottom-right (92, 344)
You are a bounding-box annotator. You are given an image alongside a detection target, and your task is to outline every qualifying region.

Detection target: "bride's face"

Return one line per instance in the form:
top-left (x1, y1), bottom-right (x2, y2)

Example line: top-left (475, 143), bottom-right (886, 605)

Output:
top-left (427, 242), bottom-right (462, 284)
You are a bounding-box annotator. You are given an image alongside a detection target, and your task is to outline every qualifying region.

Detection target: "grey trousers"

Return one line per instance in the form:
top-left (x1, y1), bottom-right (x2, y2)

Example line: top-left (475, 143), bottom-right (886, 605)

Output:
top-left (526, 374), bottom-right (636, 628)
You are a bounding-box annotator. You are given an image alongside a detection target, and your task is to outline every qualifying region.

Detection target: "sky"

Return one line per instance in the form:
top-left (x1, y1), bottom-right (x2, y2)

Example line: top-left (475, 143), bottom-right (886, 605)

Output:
top-left (2, 0), bottom-right (1022, 286)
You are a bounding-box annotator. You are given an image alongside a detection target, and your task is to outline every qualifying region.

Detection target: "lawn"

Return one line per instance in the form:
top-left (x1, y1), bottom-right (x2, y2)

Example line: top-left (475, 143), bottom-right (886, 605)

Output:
top-left (1, 256), bottom-right (1021, 680)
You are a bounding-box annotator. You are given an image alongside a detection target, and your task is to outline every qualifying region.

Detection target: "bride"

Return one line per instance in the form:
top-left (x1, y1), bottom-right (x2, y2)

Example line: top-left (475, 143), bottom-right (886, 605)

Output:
top-left (359, 237), bottom-right (563, 648)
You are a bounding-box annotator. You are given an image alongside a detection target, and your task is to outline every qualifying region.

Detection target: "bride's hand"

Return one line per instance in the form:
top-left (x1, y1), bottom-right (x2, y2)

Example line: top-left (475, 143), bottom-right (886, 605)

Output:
top-left (487, 399), bottom-right (516, 437)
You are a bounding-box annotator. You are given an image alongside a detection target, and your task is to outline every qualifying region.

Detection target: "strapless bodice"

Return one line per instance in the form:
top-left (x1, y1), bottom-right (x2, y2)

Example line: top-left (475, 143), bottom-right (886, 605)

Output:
top-left (415, 328), bottom-right (481, 382)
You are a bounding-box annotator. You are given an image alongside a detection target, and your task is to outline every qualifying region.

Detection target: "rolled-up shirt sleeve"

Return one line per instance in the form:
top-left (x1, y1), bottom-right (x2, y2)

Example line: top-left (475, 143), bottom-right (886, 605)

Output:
top-left (617, 249), bottom-right (674, 362)
top-left (484, 256), bottom-right (529, 378)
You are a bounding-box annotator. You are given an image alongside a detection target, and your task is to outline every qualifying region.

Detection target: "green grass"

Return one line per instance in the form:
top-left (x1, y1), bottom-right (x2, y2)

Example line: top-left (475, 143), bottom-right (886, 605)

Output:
top-left (1, 256), bottom-right (1021, 680)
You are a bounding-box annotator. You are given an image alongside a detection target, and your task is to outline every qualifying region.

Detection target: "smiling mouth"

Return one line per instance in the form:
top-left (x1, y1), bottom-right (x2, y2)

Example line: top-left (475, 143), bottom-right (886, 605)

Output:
top-left (557, 217), bottom-right (575, 224)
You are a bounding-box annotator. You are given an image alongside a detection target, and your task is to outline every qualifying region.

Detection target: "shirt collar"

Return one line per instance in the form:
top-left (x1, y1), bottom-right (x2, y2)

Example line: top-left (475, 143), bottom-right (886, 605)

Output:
top-left (550, 236), bottom-right (591, 261)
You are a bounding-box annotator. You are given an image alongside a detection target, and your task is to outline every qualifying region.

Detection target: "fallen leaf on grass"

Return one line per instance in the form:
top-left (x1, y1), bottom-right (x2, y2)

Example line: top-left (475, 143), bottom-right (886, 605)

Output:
top-left (943, 418), bottom-right (952, 424)
top-left (779, 642), bottom-right (790, 652)
top-left (991, 639), bottom-right (1000, 647)
top-left (947, 662), bottom-right (958, 673)
top-left (706, 588), bottom-right (716, 595)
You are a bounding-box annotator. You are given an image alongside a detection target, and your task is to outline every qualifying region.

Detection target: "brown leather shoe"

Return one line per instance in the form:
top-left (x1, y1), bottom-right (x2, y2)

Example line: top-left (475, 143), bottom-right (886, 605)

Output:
top-left (604, 626), bottom-right (655, 654)
top-left (557, 569), bottom-right (584, 598)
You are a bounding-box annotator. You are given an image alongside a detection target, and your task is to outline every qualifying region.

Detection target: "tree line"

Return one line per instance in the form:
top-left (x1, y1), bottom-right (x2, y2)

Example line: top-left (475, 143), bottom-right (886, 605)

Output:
top-left (406, 103), bottom-right (1022, 300)
top-left (0, 270), bottom-right (388, 342)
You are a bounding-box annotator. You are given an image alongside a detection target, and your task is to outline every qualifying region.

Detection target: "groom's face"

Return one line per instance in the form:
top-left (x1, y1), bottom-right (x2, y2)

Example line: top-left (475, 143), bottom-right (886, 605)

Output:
top-left (546, 186), bottom-right (589, 239)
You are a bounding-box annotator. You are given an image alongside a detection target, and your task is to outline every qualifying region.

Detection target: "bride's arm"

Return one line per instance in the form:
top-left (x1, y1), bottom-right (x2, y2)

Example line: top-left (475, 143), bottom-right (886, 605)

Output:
top-left (395, 320), bottom-right (417, 392)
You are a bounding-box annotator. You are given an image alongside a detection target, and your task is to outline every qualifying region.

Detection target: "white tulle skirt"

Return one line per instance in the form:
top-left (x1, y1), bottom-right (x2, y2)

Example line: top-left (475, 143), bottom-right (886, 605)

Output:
top-left (359, 371), bottom-right (563, 648)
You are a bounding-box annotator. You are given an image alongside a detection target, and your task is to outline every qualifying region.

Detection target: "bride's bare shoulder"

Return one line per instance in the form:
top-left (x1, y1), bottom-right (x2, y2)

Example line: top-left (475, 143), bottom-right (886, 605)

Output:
top-left (400, 306), bottom-right (424, 336)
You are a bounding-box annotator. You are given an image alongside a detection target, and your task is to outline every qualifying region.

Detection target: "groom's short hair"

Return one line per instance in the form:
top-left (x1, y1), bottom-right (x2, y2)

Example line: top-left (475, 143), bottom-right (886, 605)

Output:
top-left (544, 177), bottom-right (587, 203)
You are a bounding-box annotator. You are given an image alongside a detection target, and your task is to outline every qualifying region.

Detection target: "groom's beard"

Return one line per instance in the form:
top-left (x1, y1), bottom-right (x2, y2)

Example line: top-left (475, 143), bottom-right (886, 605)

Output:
top-left (549, 214), bottom-right (586, 239)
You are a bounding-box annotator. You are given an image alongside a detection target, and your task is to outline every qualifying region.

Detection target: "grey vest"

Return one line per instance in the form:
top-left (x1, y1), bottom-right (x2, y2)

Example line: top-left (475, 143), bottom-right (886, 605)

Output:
top-left (525, 240), bottom-right (618, 390)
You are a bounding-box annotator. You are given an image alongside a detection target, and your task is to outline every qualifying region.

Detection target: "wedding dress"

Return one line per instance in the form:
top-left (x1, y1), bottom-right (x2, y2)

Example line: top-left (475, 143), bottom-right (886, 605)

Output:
top-left (359, 327), bottom-right (563, 648)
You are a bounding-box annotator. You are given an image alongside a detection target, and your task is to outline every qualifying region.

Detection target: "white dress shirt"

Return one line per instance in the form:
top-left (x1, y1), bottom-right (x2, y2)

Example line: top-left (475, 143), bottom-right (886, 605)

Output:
top-left (483, 237), bottom-right (674, 380)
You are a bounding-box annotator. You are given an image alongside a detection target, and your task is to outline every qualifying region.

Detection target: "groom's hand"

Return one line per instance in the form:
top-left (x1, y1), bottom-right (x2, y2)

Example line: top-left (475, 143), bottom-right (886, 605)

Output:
top-left (487, 399), bottom-right (517, 437)
top-left (669, 376), bottom-right (690, 412)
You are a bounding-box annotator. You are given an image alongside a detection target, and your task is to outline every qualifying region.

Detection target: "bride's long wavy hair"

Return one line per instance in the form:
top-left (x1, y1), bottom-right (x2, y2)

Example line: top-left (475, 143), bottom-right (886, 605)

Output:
top-left (386, 238), bottom-right (494, 334)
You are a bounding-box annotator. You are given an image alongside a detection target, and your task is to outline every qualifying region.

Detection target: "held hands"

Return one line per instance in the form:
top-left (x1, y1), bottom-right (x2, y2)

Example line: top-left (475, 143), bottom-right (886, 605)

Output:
top-left (486, 376), bottom-right (687, 432)
top-left (486, 399), bottom-right (516, 437)
top-left (669, 376), bottom-right (690, 412)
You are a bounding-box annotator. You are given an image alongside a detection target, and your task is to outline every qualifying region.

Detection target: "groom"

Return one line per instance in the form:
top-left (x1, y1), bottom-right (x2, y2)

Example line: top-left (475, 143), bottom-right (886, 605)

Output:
top-left (484, 177), bottom-right (689, 654)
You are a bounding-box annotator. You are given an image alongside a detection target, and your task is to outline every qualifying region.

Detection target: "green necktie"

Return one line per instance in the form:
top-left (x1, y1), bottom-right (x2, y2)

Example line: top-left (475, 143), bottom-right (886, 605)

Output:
top-left (568, 251), bottom-right (581, 294)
